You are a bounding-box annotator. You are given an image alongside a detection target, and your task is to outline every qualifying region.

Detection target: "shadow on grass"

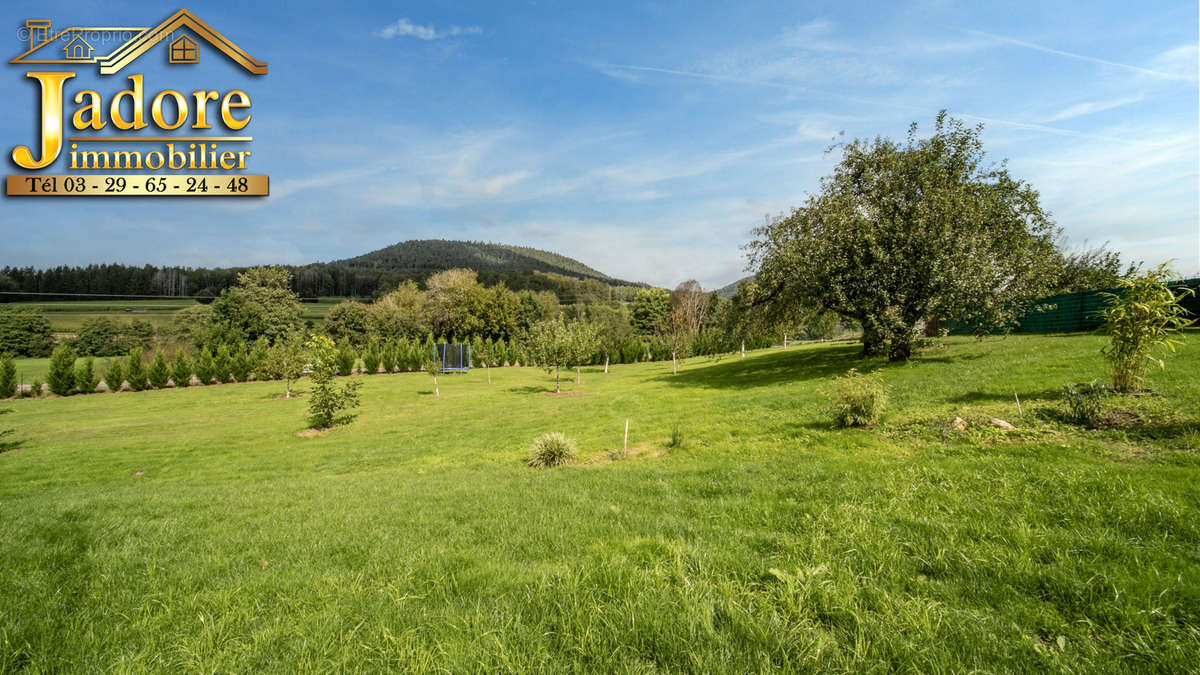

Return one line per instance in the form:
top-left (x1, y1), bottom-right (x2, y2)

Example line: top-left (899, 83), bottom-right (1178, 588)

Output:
top-left (506, 385), bottom-right (551, 395)
top-left (946, 388), bottom-right (1061, 405)
top-left (660, 344), bottom-right (879, 390)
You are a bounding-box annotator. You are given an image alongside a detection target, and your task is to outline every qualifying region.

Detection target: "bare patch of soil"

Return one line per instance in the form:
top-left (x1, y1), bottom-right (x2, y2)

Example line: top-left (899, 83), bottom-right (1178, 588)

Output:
top-left (297, 428), bottom-right (329, 438)
top-left (580, 443), bottom-right (667, 467)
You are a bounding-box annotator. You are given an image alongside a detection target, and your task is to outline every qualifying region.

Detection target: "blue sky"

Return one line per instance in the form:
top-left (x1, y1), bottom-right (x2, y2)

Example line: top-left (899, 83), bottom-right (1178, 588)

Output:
top-left (1, 0), bottom-right (1197, 289)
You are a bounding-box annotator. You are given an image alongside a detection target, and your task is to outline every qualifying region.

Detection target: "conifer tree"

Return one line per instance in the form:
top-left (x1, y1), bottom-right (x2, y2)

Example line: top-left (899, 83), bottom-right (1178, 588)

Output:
top-left (171, 351), bottom-right (192, 387)
top-left (147, 350), bottom-right (170, 389)
top-left (126, 349), bottom-right (149, 392)
top-left (104, 358), bottom-right (124, 392)
top-left (213, 344), bottom-right (233, 384)
top-left (193, 349), bottom-right (216, 385)
top-left (75, 357), bottom-right (100, 394)
top-left (47, 344), bottom-right (78, 396)
top-left (0, 356), bottom-right (17, 398)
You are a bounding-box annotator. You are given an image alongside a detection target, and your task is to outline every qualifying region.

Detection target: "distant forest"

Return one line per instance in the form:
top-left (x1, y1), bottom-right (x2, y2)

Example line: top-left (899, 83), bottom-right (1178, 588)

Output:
top-left (0, 240), bottom-right (647, 304)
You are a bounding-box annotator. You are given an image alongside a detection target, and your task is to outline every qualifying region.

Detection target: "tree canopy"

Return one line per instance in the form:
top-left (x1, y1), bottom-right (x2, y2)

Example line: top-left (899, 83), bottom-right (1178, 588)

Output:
top-left (749, 112), bottom-right (1060, 360)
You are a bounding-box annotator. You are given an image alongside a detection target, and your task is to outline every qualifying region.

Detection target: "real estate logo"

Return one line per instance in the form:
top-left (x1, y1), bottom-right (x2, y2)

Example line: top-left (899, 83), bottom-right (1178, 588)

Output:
top-left (6, 8), bottom-right (269, 196)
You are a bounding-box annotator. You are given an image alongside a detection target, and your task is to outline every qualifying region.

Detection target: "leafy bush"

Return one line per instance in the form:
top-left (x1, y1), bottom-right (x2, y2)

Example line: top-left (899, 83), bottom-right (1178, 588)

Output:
top-left (825, 369), bottom-right (887, 428)
top-left (335, 341), bottom-right (356, 376)
top-left (75, 357), bottom-right (100, 394)
top-left (104, 358), bottom-right (124, 392)
top-left (26, 378), bottom-right (43, 398)
top-left (0, 307), bottom-right (55, 357)
top-left (171, 352), bottom-right (192, 387)
top-left (306, 335), bottom-right (361, 429)
top-left (527, 432), bottom-right (577, 467)
top-left (147, 350), bottom-right (170, 389)
top-left (362, 346), bottom-right (381, 375)
top-left (125, 349), bottom-right (149, 392)
top-left (0, 357), bottom-right (16, 398)
top-left (1061, 381), bottom-right (1107, 428)
top-left (1101, 263), bottom-right (1195, 392)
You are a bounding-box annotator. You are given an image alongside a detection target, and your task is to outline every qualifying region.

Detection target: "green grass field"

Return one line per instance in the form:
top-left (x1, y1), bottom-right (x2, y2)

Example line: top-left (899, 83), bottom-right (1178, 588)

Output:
top-left (1, 334), bottom-right (1197, 671)
top-left (9, 298), bottom-right (344, 334)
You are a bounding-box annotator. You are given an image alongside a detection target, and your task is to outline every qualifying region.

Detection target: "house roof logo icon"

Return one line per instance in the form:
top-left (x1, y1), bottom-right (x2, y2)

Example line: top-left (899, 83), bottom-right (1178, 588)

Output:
top-left (10, 8), bottom-right (267, 75)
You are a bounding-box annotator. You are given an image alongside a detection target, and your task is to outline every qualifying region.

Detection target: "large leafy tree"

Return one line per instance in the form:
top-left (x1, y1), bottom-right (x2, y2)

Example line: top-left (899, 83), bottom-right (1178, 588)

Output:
top-left (749, 112), bottom-right (1060, 361)
top-left (631, 288), bottom-right (670, 335)
top-left (208, 267), bottom-right (304, 345)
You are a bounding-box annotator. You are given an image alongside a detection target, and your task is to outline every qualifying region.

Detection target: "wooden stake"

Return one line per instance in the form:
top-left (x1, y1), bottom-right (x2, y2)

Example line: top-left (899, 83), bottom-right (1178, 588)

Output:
top-left (624, 419), bottom-right (629, 450)
top-left (1014, 392), bottom-right (1022, 417)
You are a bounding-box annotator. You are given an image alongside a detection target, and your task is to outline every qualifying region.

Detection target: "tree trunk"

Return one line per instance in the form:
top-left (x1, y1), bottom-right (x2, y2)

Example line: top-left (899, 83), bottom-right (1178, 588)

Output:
top-left (555, 366), bottom-right (560, 393)
top-left (486, 364), bottom-right (491, 384)
top-left (740, 340), bottom-right (745, 358)
top-left (672, 351), bottom-right (678, 374)
top-left (576, 366), bottom-right (581, 384)
top-left (604, 355), bottom-right (609, 374)
top-left (784, 333), bottom-right (788, 348)
top-left (888, 339), bottom-right (912, 362)
top-left (434, 375), bottom-right (439, 397)
top-left (285, 379), bottom-right (292, 399)
top-left (860, 324), bottom-right (885, 357)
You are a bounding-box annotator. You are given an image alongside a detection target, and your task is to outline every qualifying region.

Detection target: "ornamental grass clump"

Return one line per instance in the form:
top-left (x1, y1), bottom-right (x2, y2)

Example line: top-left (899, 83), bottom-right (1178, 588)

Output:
top-left (1061, 381), bottom-right (1107, 428)
top-left (1101, 263), bottom-right (1195, 393)
top-left (527, 432), bottom-right (577, 468)
top-left (825, 368), bottom-right (887, 428)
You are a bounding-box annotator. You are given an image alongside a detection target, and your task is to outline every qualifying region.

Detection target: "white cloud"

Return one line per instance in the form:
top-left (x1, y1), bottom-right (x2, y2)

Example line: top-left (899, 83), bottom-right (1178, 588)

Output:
top-left (956, 28), bottom-right (1192, 81)
top-left (376, 18), bottom-right (482, 40)
top-left (1042, 96), bottom-right (1143, 123)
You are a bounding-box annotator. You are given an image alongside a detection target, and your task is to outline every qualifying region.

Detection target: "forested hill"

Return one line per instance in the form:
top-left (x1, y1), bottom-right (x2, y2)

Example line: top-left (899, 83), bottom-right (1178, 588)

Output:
top-left (715, 276), bottom-right (754, 300)
top-left (333, 240), bottom-right (619, 283)
top-left (0, 240), bottom-right (644, 302)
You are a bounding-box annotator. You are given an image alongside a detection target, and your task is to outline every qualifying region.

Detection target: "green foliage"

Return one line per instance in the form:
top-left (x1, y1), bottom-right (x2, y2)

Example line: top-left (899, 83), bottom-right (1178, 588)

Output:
top-left (749, 112), bottom-right (1059, 361)
top-left (147, 350), bottom-right (170, 389)
top-left (208, 266), bottom-right (304, 345)
top-left (1061, 381), bottom-right (1107, 428)
top-left (325, 301), bottom-right (372, 347)
top-left (361, 344), bottom-right (381, 375)
top-left (1101, 263), bottom-right (1195, 393)
top-left (193, 349), bottom-right (216, 385)
top-left (46, 344), bottom-right (78, 396)
top-left (305, 335), bottom-right (362, 429)
top-left (260, 332), bottom-right (307, 398)
top-left (631, 288), bottom-right (670, 335)
top-left (0, 307), bottom-right (55, 357)
top-left (125, 349), bottom-right (149, 392)
top-left (825, 369), bottom-right (887, 428)
top-left (212, 344), bottom-right (233, 384)
top-left (229, 345), bottom-right (252, 383)
top-left (171, 352), bottom-right (192, 388)
top-left (0, 357), bottom-right (16, 398)
top-left (25, 378), bottom-right (43, 398)
top-left (523, 319), bottom-right (575, 392)
top-left (527, 432), bottom-right (577, 467)
top-left (104, 358), bottom-right (124, 392)
top-left (74, 357), bottom-right (100, 394)
top-left (335, 341), bottom-right (356, 376)
top-left (380, 342), bottom-right (398, 374)
top-left (667, 425), bottom-right (685, 449)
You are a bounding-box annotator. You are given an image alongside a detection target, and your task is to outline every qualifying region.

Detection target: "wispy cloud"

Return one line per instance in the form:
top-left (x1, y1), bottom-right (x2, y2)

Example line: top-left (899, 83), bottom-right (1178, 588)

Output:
top-left (1041, 96), bottom-right (1142, 123)
top-left (956, 27), bottom-right (1191, 81)
top-left (376, 18), bottom-right (482, 40)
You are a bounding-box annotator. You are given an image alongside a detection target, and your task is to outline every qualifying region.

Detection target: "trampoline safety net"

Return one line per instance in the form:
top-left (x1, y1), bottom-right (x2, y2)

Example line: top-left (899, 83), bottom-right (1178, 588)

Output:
top-left (436, 343), bottom-right (471, 371)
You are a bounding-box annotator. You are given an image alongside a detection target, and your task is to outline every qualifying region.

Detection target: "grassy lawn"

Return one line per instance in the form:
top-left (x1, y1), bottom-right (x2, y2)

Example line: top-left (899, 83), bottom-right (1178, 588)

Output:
top-left (1, 334), bottom-right (1197, 671)
top-left (9, 298), bottom-right (345, 334)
